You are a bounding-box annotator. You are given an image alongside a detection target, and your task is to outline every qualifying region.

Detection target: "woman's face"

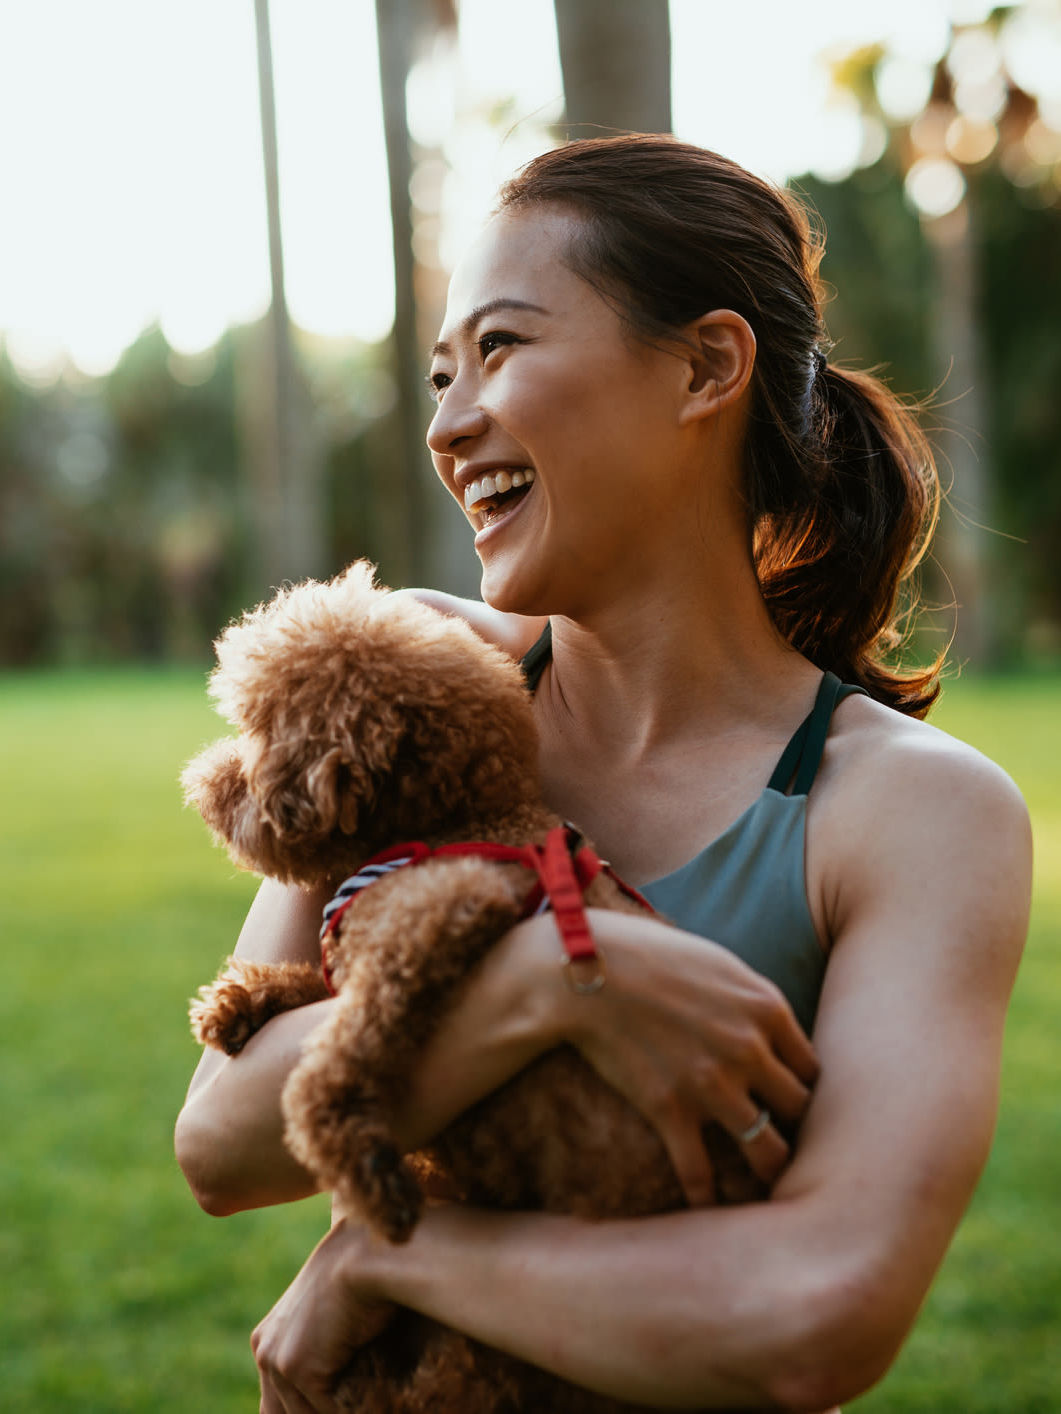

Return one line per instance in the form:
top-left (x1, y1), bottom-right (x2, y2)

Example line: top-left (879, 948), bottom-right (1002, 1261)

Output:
top-left (426, 206), bottom-right (696, 616)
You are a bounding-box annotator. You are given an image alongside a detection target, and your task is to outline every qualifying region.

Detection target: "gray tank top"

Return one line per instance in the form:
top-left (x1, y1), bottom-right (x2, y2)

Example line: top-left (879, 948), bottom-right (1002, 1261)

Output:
top-left (520, 625), bottom-right (866, 1033)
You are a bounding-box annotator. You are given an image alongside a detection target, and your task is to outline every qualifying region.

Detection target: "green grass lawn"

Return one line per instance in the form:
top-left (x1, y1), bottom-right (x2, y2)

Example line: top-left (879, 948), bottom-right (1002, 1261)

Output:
top-left (1, 667), bottom-right (1057, 1412)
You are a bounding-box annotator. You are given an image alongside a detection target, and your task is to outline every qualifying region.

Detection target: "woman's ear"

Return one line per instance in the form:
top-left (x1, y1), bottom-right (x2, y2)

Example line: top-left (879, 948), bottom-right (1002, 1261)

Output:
top-left (677, 310), bottom-right (756, 425)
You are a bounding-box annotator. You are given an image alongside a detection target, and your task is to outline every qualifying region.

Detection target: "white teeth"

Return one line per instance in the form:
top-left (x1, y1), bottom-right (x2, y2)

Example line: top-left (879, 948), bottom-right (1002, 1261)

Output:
top-left (464, 467), bottom-right (535, 512)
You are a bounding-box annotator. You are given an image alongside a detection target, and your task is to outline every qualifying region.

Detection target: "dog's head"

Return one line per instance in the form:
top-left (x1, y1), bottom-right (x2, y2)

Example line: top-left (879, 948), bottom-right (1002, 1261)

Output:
top-left (182, 561), bottom-right (542, 884)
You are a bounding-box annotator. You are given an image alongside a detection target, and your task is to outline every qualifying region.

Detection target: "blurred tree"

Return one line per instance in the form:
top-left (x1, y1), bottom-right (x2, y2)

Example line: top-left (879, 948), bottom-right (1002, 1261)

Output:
top-left (0, 320), bottom-right (415, 665)
top-left (0, 329), bottom-right (241, 664)
top-left (822, 6), bottom-right (1061, 667)
top-left (250, 0), bottom-right (326, 592)
top-left (375, 0), bottom-right (458, 587)
top-left (554, 0), bottom-right (671, 134)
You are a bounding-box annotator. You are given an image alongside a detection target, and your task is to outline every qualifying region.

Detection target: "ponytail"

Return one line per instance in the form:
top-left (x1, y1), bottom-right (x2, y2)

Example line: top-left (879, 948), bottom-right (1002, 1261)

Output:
top-left (753, 363), bottom-right (941, 717)
top-left (499, 136), bottom-right (944, 716)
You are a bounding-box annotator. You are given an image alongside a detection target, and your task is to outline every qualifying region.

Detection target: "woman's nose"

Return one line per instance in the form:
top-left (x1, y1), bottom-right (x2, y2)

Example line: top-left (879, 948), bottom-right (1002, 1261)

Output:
top-left (426, 379), bottom-right (490, 456)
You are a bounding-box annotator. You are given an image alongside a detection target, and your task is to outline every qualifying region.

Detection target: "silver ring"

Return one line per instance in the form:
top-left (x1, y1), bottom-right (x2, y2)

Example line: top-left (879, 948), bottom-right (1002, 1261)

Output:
top-left (737, 1108), bottom-right (771, 1144)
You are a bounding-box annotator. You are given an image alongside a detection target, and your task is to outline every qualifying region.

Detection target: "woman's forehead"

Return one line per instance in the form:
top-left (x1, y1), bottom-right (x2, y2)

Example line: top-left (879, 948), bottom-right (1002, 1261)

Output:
top-left (441, 207), bottom-right (585, 327)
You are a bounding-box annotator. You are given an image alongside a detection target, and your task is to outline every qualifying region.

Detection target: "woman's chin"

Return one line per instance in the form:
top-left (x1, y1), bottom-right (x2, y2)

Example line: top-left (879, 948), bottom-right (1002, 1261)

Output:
top-left (478, 554), bottom-right (548, 619)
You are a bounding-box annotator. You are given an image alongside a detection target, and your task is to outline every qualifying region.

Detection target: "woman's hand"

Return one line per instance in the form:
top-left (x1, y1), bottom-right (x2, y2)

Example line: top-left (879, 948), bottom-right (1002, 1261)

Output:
top-left (384, 905), bottom-right (819, 1208)
top-left (563, 909), bottom-right (820, 1203)
top-left (252, 1219), bottom-right (395, 1414)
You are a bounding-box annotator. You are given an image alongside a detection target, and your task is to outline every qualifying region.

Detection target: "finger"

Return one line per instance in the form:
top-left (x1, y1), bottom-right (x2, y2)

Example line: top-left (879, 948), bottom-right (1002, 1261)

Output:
top-left (659, 1121), bottom-right (717, 1206)
top-left (768, 1008), bottom-right (820, 1088)
top-left (754, 1052), bottom-right (814, 1129)
top-left (729, 1104), bottom-right (790, 1186)
top-left (258, 1370), bottom-right (296, 1414)
top-left (264, 1367), bottom-right (322, 1414)
top-left (260, 1385), bottom-right (296, 1414)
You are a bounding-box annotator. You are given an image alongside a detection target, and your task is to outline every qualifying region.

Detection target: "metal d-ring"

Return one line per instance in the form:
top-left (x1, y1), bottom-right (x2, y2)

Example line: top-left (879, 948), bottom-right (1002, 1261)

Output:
top-left (561, 951), bottom-right (606, 995)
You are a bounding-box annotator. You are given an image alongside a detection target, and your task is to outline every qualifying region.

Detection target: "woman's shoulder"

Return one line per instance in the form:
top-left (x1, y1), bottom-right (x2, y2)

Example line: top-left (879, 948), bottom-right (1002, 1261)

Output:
top-left (811, 686), bottom-right (1031, 945)
top-left (824, 686), bottom-right (1026, 820)
top-left (390, 588), bottom-right (548, 661)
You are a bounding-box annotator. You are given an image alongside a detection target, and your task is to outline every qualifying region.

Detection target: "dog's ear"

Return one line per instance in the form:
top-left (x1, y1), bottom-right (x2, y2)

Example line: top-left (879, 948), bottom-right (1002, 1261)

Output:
top-left (251, 743), bottom-right (359, 838)
top-left (246, 729), bottom-right (392, 856)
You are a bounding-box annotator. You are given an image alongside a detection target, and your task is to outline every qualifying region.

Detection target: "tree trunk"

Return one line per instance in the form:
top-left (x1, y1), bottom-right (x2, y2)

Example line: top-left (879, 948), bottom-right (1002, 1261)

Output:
top-left (924, 201), bottom-right (995, 668)
top-left (375, 0), bottom-right (431, 587)
top-left (250, 0), bottom-right (325, 592)
top-left (553, 0), bottom-right (671, 135)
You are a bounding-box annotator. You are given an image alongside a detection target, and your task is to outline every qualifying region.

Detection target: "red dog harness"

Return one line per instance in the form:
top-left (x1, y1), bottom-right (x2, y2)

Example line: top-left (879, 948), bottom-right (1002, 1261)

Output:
top-left (319, 824), bottom-right (653, 996)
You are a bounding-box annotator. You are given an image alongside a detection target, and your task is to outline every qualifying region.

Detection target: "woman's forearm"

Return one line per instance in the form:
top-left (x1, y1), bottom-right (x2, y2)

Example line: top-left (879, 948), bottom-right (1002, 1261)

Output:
top-left (176, 877), bottom-right (336, 1212)
top-left (176, 909), bottom-right (567, 1215)
top-left (178, 896), bottom-right (812, 1217)
top-left (362, 1199), bottom-right (855, 1411)
top-left (176, 999), bottom-right (335, 1213)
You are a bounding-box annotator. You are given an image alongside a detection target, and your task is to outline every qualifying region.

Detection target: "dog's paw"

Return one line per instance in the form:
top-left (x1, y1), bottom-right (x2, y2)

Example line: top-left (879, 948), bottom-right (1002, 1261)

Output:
top-left (189, 977), bottom-right (257, 1055)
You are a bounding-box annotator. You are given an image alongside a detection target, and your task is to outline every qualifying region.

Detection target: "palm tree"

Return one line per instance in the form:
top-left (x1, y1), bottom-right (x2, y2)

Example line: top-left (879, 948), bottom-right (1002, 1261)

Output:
top-left (375, 0), bottom-right (459, 587)
top-left (249, 0), bottom-right (324, 590)
top-left (554, 0), bottom-right (671, 134)
top-left (829, 10), bottom-right (1050, 666)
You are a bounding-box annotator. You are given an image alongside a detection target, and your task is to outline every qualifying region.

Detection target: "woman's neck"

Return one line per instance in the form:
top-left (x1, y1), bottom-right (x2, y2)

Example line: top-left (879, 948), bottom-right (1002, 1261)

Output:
top-left (538, 553), bottom-right (818, 766)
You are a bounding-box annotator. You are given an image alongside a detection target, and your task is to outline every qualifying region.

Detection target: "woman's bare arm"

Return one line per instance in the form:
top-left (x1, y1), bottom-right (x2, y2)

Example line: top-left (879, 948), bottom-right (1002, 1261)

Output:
top-left (391, 586), bottom-right (547, 659)
top-left (175, 878), bottom-right (336, 1211)
top-left (176, 883), bottom-right (813, 1215)
top-left (251, 735), bottom-right (1031, 1411)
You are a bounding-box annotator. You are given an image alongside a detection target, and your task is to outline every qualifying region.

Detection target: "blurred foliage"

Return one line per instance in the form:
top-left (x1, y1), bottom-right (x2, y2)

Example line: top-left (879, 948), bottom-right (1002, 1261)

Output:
top-left (973, 164), bottom-right (1061, 636)
top-left (804, 1), bottom-right (1061, 667)
top-left (2, 13), bottom-right (1061, 667)
top-left (799, 151), bottom-right (1061, 664)
top-left (0, 325), bottom-right (410, 665)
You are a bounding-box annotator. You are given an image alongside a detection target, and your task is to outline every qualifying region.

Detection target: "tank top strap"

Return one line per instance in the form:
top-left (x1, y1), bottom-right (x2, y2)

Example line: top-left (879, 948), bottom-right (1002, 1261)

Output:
top-left (519, 621), bottom-right (553, 692)
top-left (767, 671), bottom-right (868, 797)
top-left (522, 634), bottom-right (865, 797)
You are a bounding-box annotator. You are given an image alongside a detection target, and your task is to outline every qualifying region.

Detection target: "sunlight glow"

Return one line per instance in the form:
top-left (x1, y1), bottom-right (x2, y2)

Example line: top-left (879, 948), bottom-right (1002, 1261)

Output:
top-left (905, 155), bottom-right (968, 216)
top-left (0, 0), bottom-right (1052, 378)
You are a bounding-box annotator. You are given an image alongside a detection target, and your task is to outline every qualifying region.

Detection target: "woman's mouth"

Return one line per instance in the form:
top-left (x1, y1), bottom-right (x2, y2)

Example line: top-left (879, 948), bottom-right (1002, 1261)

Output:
top-left (464, 468), bottom-right (536, 527)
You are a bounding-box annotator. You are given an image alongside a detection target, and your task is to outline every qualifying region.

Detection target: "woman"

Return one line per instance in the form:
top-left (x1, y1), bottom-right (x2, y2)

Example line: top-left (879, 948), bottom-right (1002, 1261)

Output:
top-left (175, 137), bottom-right (1031, 1412)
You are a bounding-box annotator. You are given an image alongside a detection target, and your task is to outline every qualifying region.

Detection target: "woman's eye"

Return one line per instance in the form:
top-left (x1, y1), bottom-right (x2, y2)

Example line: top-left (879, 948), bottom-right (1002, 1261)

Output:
top-left (425, 332), bottom-right (520, 399)
top-left (477, 330), bottom-right (519, 360)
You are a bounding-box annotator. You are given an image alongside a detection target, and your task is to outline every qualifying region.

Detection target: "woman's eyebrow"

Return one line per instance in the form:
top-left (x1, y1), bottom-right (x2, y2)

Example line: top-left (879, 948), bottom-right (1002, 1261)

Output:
top-left (431, 299), bottom-right (550, 359)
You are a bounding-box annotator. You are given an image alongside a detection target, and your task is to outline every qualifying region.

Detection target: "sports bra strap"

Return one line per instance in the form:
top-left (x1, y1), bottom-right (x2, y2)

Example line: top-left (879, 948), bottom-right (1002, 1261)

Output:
top-left (519, 621), bottom-right (553, 692)
top-left (521, 631), bottom-right (866, 800)
top-left (767, 671), bottom-right (867, 797)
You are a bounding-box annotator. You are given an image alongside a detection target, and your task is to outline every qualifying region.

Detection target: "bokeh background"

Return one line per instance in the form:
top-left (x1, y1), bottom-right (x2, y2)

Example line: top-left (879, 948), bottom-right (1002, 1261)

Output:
top-left (2, 1), bottom-right (1058, 1409)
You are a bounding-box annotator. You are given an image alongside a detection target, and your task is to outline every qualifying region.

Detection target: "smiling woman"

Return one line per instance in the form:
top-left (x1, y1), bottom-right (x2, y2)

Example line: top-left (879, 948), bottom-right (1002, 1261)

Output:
top-left (424, 220), bottom-right (726, 621)
top-left (175, 136), bottom-right (1031, 1414)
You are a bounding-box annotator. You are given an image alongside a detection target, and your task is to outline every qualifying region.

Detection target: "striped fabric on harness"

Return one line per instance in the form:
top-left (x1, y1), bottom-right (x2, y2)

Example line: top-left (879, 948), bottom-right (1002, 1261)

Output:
top-left (320, 855), bottom-right (417, 938)
top-left (318, 824), bottom-right (654, 996)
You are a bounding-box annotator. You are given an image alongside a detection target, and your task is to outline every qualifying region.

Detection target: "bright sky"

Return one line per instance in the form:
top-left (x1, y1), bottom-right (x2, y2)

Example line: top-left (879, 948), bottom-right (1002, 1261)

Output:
top-left (0, 0), bottom-right (1048, 381)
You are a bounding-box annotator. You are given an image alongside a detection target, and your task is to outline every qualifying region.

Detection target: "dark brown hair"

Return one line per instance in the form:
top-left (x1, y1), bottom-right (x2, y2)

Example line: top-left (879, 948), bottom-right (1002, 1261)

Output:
top-left (498, 135), bottom-right (941, 716)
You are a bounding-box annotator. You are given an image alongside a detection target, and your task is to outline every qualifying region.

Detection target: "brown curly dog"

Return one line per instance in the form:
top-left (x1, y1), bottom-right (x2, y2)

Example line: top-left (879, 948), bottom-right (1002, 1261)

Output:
top-left (183, 560), bottom-right (765, 1413)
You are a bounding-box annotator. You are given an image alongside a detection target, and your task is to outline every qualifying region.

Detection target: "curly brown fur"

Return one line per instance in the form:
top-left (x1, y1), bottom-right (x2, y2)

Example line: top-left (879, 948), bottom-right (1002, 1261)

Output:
top-left (184, 561), bottom-right (767, 1412)
top-left (182, 561), bottom-right (543, 884)
top-left (190, 958), bottom-right (330, 1055)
